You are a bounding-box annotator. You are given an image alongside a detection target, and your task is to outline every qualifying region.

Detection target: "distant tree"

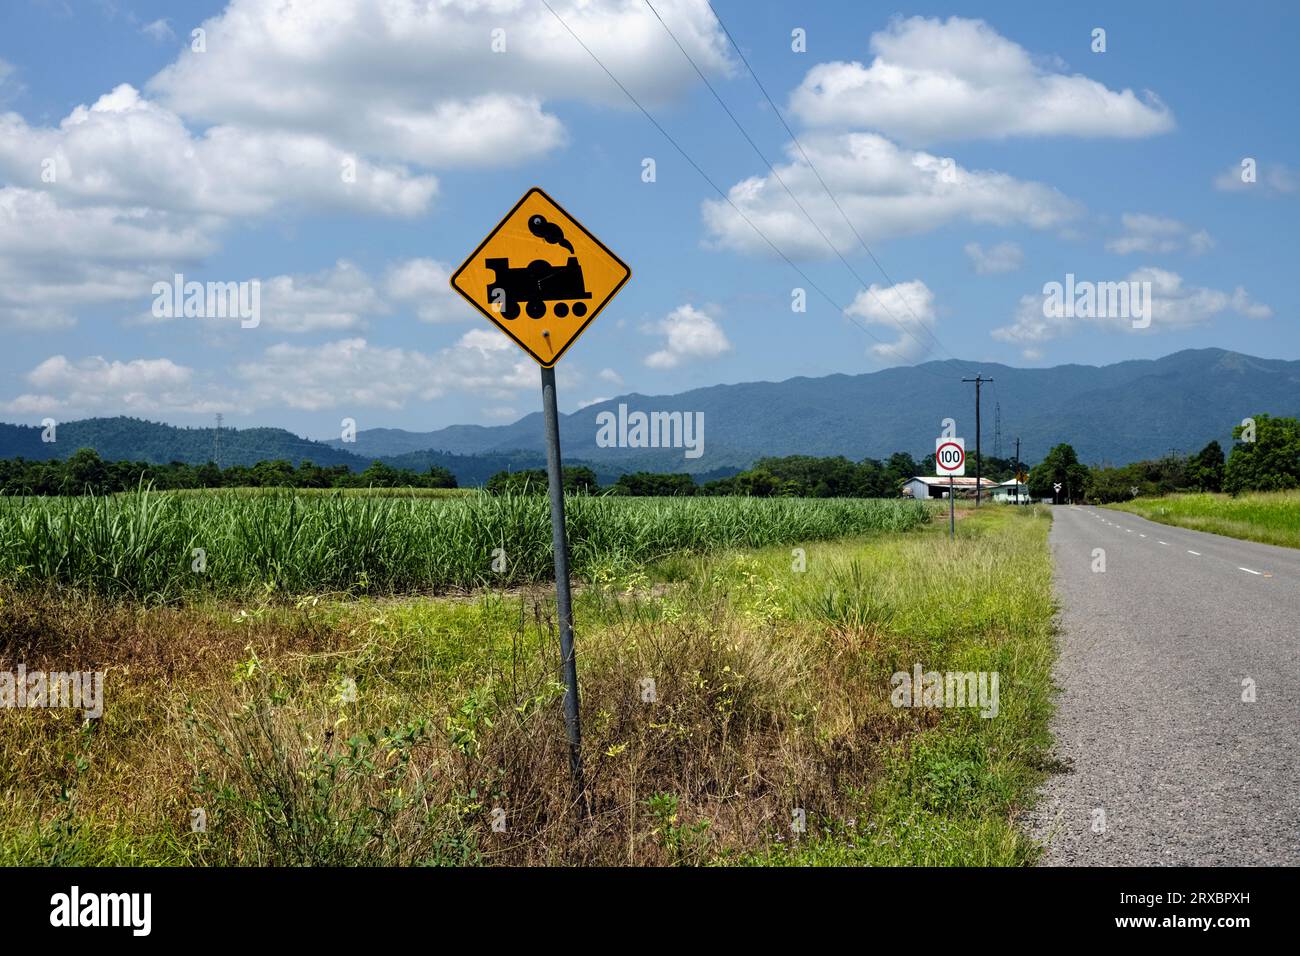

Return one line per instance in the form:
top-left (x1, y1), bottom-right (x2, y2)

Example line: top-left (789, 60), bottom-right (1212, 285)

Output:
top-left (698, 475), bottom-right (739, 495)
top-left (749, 455), bottom-right (859, 497)
top-left (66, 448), bottom-right (108, 493)
top-left (1028, 443), bottom-right (1090, 502)
top-left (253, 459), bottom-right (296, 487)
top-left (561, 466), bottom-right (599, 494)
top-left (852, 458), bottom-right (888, 497)
top-left (964, 452), bottom-right (1016, 484)
top-left (1086, 466), bottom-right (1136, 504)
top-left (1187, 440), bottom-right (1225, 492)
top-left (883, 452), bottom-right (921, 494)
top-left (357, 461), bottom-right (392, 487)
top-left (611, 472), bottom-right (697, 496)
top-left (486, 467), bottom-right (598, 495)
top-left (1224, 414), bottom-right (1300, 494)
top-left (426, 465), bottom-right (458, 489)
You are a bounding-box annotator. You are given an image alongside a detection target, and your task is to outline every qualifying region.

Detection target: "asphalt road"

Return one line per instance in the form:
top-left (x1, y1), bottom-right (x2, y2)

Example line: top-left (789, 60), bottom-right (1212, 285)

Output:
top-left (1029, 505), bottom-right (1300, 865)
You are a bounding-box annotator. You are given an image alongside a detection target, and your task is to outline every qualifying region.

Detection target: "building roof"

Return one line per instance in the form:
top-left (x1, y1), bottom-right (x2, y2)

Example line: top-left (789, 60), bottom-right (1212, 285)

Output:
top-left (904, 476), bottom-right (999, 487)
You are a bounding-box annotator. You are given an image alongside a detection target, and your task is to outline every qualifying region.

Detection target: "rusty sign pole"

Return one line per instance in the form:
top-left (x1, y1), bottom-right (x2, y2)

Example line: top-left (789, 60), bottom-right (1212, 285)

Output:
top-left (540, 364), bottom-right (584, 807)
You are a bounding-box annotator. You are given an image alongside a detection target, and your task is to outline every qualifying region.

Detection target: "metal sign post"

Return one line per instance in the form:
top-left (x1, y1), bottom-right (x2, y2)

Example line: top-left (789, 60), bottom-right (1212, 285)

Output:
top-left (450, 186), bottom-right (631, 811)
top-left (949, 475), bottom-right (955, 539)
top-left (540, 365), bottom-right (583, 805)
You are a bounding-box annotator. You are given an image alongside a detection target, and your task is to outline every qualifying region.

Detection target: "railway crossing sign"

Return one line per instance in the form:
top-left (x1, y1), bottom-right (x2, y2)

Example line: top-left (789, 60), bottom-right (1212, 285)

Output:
top-left (449, 187), bottom-right (631, 367)
top-left (936, 437), bottom-right (966, 476)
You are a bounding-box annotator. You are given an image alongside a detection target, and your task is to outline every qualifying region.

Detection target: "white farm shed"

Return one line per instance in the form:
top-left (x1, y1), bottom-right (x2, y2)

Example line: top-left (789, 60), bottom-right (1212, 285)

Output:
top-left (901, 476), bottom-right (998, 500)
top-left (990, 479), bottom-right (1030, 502)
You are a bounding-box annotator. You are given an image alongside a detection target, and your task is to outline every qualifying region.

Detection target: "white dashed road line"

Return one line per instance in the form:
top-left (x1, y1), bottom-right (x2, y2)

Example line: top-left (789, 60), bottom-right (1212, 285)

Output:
top-left (1042, 507), bottom-right (1300, 864)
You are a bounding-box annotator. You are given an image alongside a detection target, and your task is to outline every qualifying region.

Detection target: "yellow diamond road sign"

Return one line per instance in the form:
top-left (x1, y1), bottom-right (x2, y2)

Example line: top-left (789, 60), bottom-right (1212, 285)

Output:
top-left (449, 187), bottom-right (631, 367)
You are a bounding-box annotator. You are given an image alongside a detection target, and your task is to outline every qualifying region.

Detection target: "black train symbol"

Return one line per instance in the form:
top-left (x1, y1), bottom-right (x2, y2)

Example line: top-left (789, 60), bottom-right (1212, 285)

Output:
top-left (485, 256), bottom-right (592, 320)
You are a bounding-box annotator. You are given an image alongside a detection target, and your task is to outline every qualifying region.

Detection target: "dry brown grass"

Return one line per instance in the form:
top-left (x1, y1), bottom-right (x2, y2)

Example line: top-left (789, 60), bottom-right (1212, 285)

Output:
top-left (1, 578), bottom-right (926, 865)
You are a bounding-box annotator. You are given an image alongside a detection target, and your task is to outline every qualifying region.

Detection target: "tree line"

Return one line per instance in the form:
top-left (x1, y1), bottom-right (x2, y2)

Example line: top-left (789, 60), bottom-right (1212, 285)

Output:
top-left (1031, 414), bottom-right (1299, 502)
top-left (4, 413), bottom-right (1294, 500)
top-left (485, 452), bottom-right (1021, 498)
top-left (0, 449), bottom-right (457, 495)
top-left (488, 415), bottom-right (1297, 502)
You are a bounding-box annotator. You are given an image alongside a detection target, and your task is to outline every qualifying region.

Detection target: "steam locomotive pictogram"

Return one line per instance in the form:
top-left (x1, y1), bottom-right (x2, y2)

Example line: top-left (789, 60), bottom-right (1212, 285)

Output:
top-left (485, 256), bottom-right (592, 320)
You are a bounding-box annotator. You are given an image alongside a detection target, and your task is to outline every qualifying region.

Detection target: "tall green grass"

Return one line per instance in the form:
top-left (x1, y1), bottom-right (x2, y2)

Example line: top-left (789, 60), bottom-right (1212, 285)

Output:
top-left (0, 506), bottom-right (1049, 866)
top-left (0, 490), bottom-right (928, 601)
top-left (1107, 490), bottom-right (1300, 549)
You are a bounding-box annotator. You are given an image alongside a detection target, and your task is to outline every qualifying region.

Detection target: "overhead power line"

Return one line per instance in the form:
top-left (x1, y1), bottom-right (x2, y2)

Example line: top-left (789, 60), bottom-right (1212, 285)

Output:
top-left (703, 0), bottom-right (979, 367)
top-left (538, 0), bottom-right (957, 382)
top-left (642, 0), bottom-right (945, 368)
top-left (702, 2), bottom-right (967, 361)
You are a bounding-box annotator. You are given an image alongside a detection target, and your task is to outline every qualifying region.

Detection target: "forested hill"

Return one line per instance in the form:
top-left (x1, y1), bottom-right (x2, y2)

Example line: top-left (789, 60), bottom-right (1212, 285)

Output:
top-left (327, 348), bottom-right (1300, 471)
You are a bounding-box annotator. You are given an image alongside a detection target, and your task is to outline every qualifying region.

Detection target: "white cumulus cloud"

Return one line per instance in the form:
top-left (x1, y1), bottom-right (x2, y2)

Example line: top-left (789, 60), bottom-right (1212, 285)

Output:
top-left (146, 0), bottom-right (730, 168)
top-left (844, 279), bottom-right (938, 363)
top-left (789, 16), bottom-right (1173, 144)
top-left (0, 85), bottom-right (437, 218)
top-left (702, 132), bottom-right (1079, 258)
top-left (235, 332), bottom-right (536, 411)
top-left (1105, 213), bottom-right (1213, 256)
top-left (384, 258), bottom-right (464, 324)
top-left (992, 267), bottom-right (1272, 357)
top-left (140, 19), bottom-right (175, 43)
top-left (0, 1), bottom-right (729, 330)
top-left (644, 305), bottom-right (731, 369)
top-left (0, 355), bottom-right (226, 416)
top-left (964, 241), bottom-right (1024, 274)
top-left (1214, 159), bottom-right (1298, 196)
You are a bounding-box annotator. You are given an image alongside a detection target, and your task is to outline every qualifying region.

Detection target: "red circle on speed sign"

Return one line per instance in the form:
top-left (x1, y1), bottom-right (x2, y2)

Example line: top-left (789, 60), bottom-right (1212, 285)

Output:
top-left (936, 441), bottom-right (964, 471)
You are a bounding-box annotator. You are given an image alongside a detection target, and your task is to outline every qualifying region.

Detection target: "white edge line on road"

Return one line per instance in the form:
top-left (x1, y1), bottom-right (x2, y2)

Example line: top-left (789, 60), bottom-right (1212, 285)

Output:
top-left (1239, 567), bottom-right (1263, 575)
top-left (1187, 550), bottom-right (1201, 556)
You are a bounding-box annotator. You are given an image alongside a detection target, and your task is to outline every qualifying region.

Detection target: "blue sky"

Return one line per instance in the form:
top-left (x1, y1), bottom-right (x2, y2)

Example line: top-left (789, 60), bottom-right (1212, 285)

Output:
top-left (0, 0), bottom-right (1295, 440)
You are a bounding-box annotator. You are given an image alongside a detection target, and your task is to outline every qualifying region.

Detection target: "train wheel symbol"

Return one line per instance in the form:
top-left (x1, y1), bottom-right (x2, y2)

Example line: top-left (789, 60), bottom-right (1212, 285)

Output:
top-left (489, 287), bottom-right (521, 320)
top-left (554, 303), bottom-right (569, 318)
top-left (526, 300), bottom-right (546, 319)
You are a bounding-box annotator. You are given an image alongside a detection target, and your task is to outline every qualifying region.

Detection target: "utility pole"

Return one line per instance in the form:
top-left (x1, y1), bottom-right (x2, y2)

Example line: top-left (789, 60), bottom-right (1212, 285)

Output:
top-left (962, 375), bottom-right (993, 506)
top-left (1014, 437), bottom-right (1021, 505)
top-left (214, 413), bottom-right (223, 468)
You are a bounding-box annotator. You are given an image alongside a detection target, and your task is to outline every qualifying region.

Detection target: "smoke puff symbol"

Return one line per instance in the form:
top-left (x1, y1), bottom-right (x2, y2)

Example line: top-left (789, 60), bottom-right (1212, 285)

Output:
top-left (528, 214), bottom-right (574, 254)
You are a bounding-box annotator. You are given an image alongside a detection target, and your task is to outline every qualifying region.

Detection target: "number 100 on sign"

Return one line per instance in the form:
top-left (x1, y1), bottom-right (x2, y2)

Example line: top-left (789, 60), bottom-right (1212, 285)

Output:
top-left (936, 438), bottom-right (965, 476)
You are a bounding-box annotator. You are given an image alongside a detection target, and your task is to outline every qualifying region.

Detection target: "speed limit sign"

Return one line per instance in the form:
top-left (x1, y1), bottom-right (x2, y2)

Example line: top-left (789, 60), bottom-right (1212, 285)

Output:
top-left (936, 437), bottom-right (966, 476)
